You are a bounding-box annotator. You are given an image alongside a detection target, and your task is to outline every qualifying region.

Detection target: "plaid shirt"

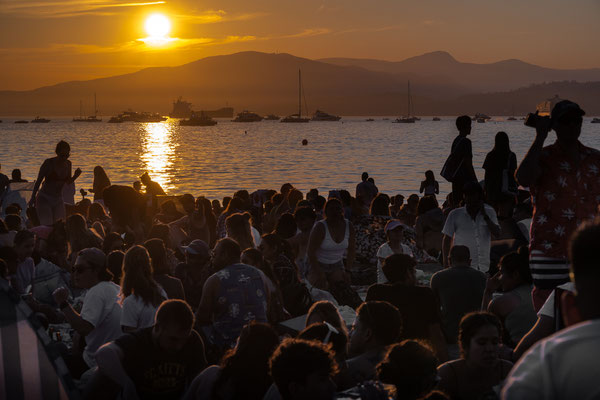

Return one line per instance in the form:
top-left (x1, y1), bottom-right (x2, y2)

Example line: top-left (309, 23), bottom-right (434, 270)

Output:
top-left (530, 141), bottom-right (600, 259)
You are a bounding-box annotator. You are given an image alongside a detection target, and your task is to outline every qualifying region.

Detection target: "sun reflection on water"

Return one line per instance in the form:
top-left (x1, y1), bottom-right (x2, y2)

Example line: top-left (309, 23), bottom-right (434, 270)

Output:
top-left (140, 121), bottom-right (178, 192)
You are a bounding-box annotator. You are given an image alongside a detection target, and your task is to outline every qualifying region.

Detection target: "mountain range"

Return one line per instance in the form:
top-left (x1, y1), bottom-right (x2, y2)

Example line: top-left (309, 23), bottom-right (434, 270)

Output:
top-left (1, 51), bottom-right (599, 116)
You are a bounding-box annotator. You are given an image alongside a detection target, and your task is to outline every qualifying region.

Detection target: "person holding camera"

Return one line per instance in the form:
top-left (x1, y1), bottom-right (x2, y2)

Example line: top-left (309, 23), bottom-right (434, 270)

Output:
top-left (515, 100), bottom-right (600, 311)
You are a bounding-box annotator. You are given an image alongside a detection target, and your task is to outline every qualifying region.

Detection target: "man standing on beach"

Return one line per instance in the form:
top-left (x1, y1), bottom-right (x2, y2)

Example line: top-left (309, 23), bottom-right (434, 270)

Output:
top-left (442, 116), bottom-right (477, 206)
top-left (515, 100), bottom-right (600, 311)
top-left (442, 182), bottom-right (500, 273)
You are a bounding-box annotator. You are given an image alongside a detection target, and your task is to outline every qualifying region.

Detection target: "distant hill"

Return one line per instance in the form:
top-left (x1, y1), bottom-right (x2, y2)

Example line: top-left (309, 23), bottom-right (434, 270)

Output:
top-left (319, 51), bottom-right (600, 93)
top-left (0, 51), bottom-right (599, 116)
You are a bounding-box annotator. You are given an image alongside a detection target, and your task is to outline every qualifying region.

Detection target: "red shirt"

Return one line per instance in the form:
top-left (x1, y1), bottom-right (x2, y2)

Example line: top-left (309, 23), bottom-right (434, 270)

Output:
top-left (530, 141), bottom-right (600, 259)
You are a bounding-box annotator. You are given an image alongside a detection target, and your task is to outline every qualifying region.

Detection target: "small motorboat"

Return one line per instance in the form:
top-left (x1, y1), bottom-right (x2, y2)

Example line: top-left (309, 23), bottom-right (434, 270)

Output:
top-left (591, 118), bottom-right (600, 124)
top-left (432, 117), bottom-right (441, 121)
top-left (15, 120), bottom-right (29, 124)
top-left (31, 117), bottom-right (50, 123)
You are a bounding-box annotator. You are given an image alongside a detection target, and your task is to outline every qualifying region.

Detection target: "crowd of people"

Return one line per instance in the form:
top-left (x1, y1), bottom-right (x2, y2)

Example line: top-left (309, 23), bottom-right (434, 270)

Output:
top-left (0, 99), bottom-right (598, 399)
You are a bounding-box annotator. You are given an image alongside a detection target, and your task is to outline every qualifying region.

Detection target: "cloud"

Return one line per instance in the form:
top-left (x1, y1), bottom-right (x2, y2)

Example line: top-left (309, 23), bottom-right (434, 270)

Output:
top-left (0, 0), bottom-right (166, 18)
top-left (335, 25), bottom-right (405, 35)
top-left (175, 10), bottom-right (269, 24)
top-left (279, 28), bottom-right (332, 39)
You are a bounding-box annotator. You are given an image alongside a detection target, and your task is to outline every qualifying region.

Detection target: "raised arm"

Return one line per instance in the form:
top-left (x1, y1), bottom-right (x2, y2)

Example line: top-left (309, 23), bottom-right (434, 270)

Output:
top-left (515, 118), bottom-right (550, 188)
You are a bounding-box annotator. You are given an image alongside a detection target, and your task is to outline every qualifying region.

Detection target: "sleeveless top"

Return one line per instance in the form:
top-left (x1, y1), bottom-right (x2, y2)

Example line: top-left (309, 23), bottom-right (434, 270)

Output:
top-left (40, 158), bottom-right (70, 197)
top-left (316, 219), bottom-right (349, 264)
top-left (504, 284), bottom-right (538, 345)
top-left (211, 264), bottom-right (268, 347)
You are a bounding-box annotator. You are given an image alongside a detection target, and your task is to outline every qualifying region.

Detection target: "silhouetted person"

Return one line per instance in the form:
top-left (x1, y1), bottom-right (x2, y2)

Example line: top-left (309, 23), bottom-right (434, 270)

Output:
top-left (140, 172), bottom-right (166, 197)
top-left (9, 169), bottom-right (27, 183)
top-left (483, 131), bottom-right (517, 210)
top-left (443, 116), bottom-right (476, 206)
top-left (92, 166), bottom-right (111, 202)
top-left (29, 141), bottom-right (82, 225)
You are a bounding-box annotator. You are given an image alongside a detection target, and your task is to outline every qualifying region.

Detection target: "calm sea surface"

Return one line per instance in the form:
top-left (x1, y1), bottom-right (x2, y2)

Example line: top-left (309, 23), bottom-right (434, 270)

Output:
top-left (2, 117), bottom-right (600, 200)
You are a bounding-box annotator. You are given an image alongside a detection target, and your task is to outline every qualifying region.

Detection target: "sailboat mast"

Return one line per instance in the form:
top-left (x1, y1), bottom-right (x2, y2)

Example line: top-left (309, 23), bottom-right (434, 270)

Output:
top-left (298, 69), bottom-right (302, 118)
top-left (94, 92), bottom-right (97, 117)
top-left (79, 100), bottom-right (83, 118)
top-left (407, 81), bottom-right (411, 118)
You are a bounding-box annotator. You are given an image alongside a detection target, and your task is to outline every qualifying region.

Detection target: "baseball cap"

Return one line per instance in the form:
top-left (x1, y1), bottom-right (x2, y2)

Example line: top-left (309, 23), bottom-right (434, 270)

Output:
top-left (385, 220), bottom-right (407, 234)
top-left (182, 239), bottom-right (210, 257)
top-left (551, 100), bottom-right (585, 122)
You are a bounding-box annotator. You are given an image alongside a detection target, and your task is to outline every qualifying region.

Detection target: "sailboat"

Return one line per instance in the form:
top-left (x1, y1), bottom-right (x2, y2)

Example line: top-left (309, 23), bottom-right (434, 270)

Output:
top-left (394, 81), bottom-right (417, 123)
top-left (507, 105), bottom-right (517, 121)
top-left (281, 69), bottom-right (310, 123)
top-left (73, 93), bottom-right (102, 122)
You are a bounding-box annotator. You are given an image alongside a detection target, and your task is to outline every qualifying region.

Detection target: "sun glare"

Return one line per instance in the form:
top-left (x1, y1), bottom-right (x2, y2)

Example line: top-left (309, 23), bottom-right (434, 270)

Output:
top-left (145, 14), bottom-right (171, 38)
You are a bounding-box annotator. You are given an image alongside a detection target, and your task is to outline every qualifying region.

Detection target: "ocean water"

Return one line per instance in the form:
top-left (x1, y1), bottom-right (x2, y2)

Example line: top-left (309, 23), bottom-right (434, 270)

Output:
top-left (2, 117), bottom-right (600, 200)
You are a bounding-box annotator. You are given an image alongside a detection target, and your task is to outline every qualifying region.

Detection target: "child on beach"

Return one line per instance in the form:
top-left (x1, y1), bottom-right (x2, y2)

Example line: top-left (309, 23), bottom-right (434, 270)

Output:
top-left (420, 170), bottom-right (440, 196)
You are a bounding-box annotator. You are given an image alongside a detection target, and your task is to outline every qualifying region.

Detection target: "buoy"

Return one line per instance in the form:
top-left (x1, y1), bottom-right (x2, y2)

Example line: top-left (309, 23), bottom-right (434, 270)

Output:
top-left (302, 139), bottom-right (308, 146)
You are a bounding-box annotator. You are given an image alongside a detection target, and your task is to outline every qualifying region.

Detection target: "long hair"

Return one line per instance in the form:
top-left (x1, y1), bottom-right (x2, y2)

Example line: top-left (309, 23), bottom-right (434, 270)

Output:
top-left (92, 166), bottom-right (111, 198)
top-left (226, 213), bottom-right (255, 251)
top-left (488, 131), bottom-right (511, 168)
top-left (66, 213), bottom-right (102, 255)
top-left (143, 238), bottom-right (170, 275)
top-left (212, 322), bottom-right (279, 400)
top-left (120, 245), bottom-right (164, 307)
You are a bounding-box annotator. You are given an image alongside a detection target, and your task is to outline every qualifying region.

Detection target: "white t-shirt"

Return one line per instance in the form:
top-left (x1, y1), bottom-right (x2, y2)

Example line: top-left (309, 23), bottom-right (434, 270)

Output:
top-left (376, 242), bottom-right (413, 283)
top-left (80, 281), bottom-right (123, 367)
top-left (120, 288), bottom-right (167, 330)
top-left (442, 205), bottom-right (498, 273)
top-left (502, 319), bottom-right (600, 399)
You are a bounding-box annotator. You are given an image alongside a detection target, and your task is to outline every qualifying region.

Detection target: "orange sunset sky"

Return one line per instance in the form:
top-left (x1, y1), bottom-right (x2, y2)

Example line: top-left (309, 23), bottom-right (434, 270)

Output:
top-left (1, 0), bottom-right (600, 91)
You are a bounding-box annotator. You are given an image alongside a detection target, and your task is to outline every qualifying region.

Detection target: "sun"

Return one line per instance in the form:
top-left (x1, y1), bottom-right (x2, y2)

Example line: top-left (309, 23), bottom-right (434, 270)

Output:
top-left (145, 14), bottom-right (171, 39)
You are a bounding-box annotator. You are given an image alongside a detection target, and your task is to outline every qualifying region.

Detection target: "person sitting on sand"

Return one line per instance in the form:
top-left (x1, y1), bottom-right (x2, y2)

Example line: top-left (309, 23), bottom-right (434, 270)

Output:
top-left (436, 312), bottom-right (512, 400)
top-left (140, 171), bottom-right (166, 197)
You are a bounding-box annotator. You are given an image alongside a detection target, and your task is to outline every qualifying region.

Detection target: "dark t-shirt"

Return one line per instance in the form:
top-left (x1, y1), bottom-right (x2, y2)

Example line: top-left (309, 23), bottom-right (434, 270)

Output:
top-left (365, 283), bottom-right (440, 340)
top-left (115, 327), bottom-right (207, 400)
top-left (430, 266), bottom-right (487, 343)
top-left (450, 135), bottom-right (476, 182)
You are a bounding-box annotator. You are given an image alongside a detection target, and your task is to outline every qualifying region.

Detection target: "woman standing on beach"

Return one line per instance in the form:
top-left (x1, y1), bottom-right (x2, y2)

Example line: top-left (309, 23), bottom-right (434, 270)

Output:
top-left (420, 170), bottom-right (440, 197)
top-left (483, 131), bottom-right (517, 209)
top-left (91, 165), bottom-right (111, 202)
top-left (29, 140), bottom-right (81, 225)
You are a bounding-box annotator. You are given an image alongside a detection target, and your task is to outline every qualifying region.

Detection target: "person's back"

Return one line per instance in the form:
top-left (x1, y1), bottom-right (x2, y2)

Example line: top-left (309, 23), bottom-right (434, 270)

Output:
top-left (430, 266), bottom-right (486, 344)
top-left (210, 263), bottom-right (268, 347)
top-left (366, 283), bottom-right (438, 340)
top-left (502, 284), bottom-right (537, 345)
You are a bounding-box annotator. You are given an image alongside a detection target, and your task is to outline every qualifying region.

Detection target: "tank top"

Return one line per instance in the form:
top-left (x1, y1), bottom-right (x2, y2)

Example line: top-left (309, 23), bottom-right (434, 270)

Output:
top-left (504, 284), bottom-right (538, 345)
top-left (211, 264), bottom-right (268, 347)
top-left (316, 219), bottom-right (349, 264)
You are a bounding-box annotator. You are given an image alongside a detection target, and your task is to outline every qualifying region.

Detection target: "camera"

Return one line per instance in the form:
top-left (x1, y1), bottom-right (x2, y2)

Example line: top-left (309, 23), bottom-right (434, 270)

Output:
top-left (524, 112), bottom-right (550, 128)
